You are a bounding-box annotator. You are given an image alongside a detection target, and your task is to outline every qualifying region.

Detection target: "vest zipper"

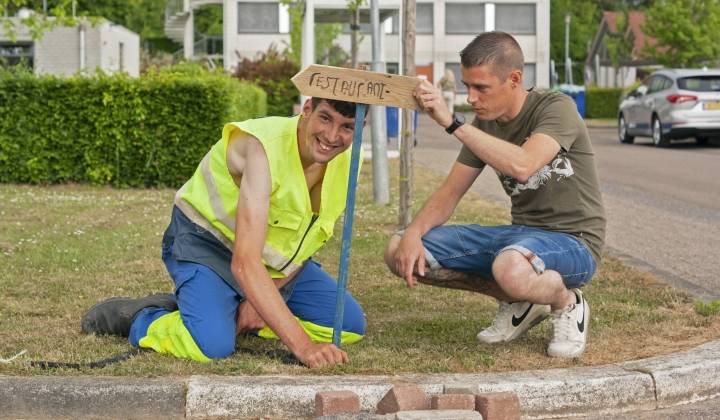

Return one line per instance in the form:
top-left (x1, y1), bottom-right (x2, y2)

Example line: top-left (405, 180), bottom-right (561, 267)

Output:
top-left (279, 214), bottom-right (319, 272)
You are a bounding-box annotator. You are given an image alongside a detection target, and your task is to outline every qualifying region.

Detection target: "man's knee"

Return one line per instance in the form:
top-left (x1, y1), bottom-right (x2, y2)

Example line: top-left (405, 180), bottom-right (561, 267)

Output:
top-left (194, 328), bottom-right (236, 359)
top-left (492, 249), bottom-right (535, 294)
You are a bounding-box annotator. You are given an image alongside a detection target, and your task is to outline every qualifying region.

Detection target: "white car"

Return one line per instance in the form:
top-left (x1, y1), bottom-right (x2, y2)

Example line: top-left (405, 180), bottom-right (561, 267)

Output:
top-left (618, 69), bottom-right (720, 147)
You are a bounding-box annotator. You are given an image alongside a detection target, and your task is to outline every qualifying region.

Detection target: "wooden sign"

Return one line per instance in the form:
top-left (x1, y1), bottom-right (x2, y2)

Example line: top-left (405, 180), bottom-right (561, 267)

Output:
top-left (291, 64), bottom-right (421, 110)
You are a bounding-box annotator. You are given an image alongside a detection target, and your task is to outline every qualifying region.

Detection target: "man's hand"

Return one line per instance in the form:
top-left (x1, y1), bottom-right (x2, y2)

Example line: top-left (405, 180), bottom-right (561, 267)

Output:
top-left (295, 342), bottom-right (349, 368)
top-left (236, 300), bottom-right (266, 334)
top-left (413, 80), bottom-right (453, 129)
top-left (391, 230), bottom-right (427, 288)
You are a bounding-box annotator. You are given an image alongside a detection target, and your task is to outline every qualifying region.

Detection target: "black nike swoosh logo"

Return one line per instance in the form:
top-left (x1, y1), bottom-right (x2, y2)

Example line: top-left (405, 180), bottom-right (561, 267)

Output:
top-left (511, 304), bottom-right (534, 327)
top-left (577, 301), bottom-right (585, 333)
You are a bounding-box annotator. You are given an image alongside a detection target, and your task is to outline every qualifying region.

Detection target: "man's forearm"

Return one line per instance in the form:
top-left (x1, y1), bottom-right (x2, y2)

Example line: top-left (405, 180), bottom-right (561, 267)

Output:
top-left (234, 261), bottom-right (311, 353)
top-left (452, 124), bottom-right (529, 180)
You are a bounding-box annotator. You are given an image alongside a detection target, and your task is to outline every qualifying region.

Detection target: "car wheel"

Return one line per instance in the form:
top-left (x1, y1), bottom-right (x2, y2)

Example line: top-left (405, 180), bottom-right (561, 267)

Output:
top-left (618, 114), bottom-right (634, 144)
top-left (652, 116), bottom-right (670, 147)
top-left (696, 136), bottom-right (709, 145)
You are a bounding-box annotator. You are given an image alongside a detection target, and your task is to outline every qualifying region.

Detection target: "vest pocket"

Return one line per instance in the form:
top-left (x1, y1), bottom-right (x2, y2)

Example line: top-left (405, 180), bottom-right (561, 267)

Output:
top-left (317, 220), bottom-right (335, 243)
top-left (267, 205), bottom-right (303, 230)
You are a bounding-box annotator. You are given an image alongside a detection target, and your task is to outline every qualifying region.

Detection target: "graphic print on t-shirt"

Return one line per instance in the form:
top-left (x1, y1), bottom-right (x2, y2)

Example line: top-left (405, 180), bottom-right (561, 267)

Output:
top-left (500, 152), bottom-right (574, 196)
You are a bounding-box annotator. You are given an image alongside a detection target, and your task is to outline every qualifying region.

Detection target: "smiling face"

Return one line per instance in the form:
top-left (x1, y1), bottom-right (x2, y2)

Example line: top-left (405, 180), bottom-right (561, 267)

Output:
top-left (297, 99), bottom-right (356, 167)
top-left (461, 63), bottom-right (523, 122)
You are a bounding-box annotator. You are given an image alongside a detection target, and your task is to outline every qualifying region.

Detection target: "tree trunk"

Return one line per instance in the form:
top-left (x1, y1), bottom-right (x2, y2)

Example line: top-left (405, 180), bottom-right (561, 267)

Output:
top-left (399, 0), bottom-right (416, 227)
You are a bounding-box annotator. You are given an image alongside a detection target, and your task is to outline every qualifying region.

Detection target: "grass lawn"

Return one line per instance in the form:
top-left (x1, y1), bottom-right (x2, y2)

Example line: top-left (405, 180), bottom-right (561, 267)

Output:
top-left (1, 162), bottom-right (718, 376)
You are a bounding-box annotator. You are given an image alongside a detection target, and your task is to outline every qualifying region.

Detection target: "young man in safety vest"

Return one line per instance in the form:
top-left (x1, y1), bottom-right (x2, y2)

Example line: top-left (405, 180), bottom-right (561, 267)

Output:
top-left (82, 98), bottom-right (366, 368)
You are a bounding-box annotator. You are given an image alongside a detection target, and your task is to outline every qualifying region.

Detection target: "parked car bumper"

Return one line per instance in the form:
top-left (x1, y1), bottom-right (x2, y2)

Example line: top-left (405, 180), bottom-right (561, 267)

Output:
top-left (664, 123), bottom-right (720, 139)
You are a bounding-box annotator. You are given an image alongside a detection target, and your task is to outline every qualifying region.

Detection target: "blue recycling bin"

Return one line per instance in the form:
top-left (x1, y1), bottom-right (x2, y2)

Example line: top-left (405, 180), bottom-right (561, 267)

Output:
top-left (559, 84), bottom-right (586, 118)
top-left (385, 107), bottom-right (418, 138)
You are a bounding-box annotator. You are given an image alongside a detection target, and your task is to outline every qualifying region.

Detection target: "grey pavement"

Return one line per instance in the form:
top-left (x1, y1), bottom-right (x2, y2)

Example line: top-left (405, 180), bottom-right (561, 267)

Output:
top-left (3, 115), bottom-right (719, 419)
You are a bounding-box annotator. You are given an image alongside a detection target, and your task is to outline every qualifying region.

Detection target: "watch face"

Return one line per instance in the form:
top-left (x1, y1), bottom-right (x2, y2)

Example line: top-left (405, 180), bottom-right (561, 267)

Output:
top-left (455, 113), bottom-right (465, 124)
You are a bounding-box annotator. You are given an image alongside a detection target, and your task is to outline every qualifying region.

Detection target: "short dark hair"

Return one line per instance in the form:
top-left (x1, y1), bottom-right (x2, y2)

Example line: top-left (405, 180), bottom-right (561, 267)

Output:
top-left (311, 97), bottom-right (357, 118)
top-left (459, 31), bottom-right (524, 81)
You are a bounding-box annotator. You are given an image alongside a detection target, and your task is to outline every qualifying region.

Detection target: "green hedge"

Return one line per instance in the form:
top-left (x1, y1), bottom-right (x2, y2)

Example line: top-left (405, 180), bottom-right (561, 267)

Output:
top-left (0, 66), bottom-right (266, 187)
top-left (586, 87), bottom-right (624, 119)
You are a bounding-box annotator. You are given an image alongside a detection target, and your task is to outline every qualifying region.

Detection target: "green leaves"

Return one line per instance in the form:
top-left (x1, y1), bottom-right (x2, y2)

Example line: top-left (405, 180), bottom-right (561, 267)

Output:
top-left (0, 66), bottom-right (266, 187)
top-left (643, 0), bottom-right (720, 67)
top-left (586, 87), bottom-right (625, 119)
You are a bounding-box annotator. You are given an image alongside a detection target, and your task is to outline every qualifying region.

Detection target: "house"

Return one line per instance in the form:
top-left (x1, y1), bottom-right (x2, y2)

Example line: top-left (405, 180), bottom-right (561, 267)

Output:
top-left (0, 14), bottom-right (140, 77)
top-left (164, 0), bottom-right (551, 101)
top-left (585, 10), bottom-right (657, 88)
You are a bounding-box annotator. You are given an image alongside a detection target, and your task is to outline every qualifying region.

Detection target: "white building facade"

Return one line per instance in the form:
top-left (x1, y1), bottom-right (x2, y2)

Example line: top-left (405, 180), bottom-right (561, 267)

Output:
top-left (1, 18), bottom-right (140, 77)
top-left (166, 0), bottom-right (550, 97)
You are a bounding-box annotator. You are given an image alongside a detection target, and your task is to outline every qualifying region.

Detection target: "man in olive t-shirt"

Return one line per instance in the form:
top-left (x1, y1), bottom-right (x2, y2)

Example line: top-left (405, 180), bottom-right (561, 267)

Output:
top-left (384, 31), bottom-right (606, 358)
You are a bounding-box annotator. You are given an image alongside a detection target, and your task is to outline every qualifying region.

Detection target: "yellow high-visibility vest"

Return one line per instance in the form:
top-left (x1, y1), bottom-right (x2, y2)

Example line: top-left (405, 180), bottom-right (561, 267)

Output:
top-left (174, 115), bottom-right (357, 278)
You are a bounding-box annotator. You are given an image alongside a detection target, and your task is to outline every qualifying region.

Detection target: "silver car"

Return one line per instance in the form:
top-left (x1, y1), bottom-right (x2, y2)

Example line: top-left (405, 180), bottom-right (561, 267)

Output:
top-left (618, 69), bottom-right (720, 147)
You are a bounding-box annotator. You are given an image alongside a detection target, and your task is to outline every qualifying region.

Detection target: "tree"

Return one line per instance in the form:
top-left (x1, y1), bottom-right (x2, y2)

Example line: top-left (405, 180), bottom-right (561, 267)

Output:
top-left (74, 0), bottom-right (168, 40)
top-left (643, 0), bottom-right (720, 67)
top-left (1, 0), bottom-right (77, 41)
top-left (1, 0), bottom-right (173, 51)
top-left (550, 0), bottom-right (599, 83)
top-left (280, 0), bottom-right (345, 66)
top-left (605, 8), bottom-right (635, 86)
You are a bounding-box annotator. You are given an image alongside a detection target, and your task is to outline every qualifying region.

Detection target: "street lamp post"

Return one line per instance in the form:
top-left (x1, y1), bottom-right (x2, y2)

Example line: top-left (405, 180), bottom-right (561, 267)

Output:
top-left (564, 13), bottom-right (572, 85)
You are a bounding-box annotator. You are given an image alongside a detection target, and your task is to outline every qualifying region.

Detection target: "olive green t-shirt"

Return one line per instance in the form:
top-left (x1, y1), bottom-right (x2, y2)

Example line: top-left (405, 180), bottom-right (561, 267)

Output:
top-left (457, 90), bottom-right (606, 264)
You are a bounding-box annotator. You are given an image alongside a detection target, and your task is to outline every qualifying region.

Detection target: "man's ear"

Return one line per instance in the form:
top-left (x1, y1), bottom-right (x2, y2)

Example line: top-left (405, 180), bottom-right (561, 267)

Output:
top-left (509, 70), bottom-right (523, 87)
top-left (302, 98), bottom-right (313, 116)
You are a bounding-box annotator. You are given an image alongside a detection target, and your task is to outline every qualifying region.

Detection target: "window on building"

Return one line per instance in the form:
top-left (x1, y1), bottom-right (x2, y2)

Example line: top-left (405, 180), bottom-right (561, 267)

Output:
top-left (495, 4), bottom-right (535, 34)
top-left (386, 4), bottom-right (432, 34)
top-left (446, 3), bottom-right (484, 35)
top-left (523, 63), bottom-right (536, 88)
top-left (417, 3), bottom-right (433, 34)
top-left (0, 42), bottom-right (34, 68)
top-left (238, 2), bottom-right (279, 33)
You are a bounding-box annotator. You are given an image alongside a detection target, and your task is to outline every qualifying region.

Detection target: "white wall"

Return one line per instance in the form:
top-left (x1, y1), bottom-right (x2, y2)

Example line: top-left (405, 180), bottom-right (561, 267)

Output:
top-left (100, 23), bottom-right (141, 77)
top-left (598, 65), bottom-right (637, 88)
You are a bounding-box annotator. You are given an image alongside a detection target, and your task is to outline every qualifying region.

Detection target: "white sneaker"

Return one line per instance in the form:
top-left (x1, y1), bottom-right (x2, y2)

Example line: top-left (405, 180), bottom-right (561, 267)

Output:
top-left (476, 301), bottom-right (551, 344)
top-left (547, 289), bottom-right (590, 358)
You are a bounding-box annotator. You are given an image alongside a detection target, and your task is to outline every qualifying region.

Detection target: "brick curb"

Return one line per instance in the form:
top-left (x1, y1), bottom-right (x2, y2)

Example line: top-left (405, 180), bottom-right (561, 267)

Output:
top-left (1, 339), bottom-right (719, 419)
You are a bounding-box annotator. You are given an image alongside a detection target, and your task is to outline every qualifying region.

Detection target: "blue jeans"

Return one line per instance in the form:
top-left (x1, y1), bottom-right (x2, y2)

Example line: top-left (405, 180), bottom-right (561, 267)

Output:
top-left (421, 224), bottom-right (596, 288)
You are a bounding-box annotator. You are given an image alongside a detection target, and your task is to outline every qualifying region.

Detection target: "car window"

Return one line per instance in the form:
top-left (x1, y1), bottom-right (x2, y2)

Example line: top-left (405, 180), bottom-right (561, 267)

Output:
top-left (677, 76), bottom-right (720, 92)
top-left (648, 76), bottom-right (669, 94)
top-left (661, 77), bottom-right (673, 90)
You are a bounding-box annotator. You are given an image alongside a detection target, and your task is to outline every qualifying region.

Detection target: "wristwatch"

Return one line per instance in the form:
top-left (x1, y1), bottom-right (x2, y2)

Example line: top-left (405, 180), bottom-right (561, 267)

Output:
top-left (445, 112), bottom-right (466, 134)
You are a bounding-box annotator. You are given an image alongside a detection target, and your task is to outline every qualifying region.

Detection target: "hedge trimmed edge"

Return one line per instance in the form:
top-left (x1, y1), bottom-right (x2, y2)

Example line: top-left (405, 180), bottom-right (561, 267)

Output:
top-left (0, 66), bottom-right (267, 187)
top-left (586, 87), bottom-right (624, 120)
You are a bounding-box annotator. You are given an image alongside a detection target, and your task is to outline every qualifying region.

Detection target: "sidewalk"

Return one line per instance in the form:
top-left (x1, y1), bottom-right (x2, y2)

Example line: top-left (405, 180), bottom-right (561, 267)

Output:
top-left (2, 339), bottom-right (719, 418)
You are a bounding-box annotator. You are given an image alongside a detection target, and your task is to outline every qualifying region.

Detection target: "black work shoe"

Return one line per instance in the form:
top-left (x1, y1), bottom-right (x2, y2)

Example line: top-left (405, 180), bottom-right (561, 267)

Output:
top-left (81, 293), bottom-right (177, 337)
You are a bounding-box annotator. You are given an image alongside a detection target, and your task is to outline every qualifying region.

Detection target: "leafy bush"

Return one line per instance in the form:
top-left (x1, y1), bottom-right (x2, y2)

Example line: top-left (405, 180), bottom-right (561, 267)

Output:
top-left (234, 46), bottom-right (300, 116)
top-left (586, 87), bottom-right (624, 119)
top-left (0, 65), bottom-right (266, 187)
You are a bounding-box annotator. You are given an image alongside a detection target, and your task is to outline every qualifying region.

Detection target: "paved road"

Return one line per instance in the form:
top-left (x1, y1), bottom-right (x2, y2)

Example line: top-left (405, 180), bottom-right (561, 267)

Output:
top-left (574, 395), bottom-right (720, 420)
top-left (410, 114), bottom-right (720, 301)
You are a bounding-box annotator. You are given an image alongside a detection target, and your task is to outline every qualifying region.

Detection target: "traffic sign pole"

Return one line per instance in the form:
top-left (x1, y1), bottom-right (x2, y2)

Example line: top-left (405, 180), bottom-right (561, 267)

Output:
top-left (332, 103), bottom-right (367, 347)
